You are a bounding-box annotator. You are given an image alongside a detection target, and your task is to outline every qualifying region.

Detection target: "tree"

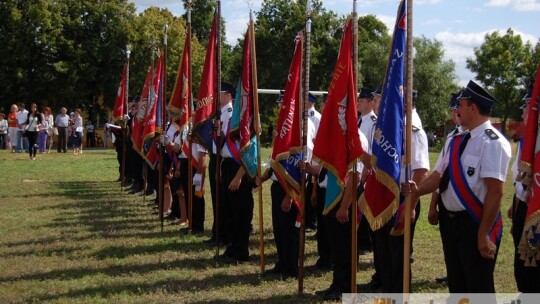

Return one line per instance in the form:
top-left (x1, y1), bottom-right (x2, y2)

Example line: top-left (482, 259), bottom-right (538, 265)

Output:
top-left (413, 36), bottom-right (459, 131)
top-left (466, 28), bottom-right (540, 134)
top-left (358, 14), bottom-right (391, 88)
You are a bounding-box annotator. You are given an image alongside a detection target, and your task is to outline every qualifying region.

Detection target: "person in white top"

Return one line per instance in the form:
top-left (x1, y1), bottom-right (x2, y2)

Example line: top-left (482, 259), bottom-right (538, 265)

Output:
top-left (16, 103), bottom-right (29, 153)
top-left (305, 92), bottom-right (320, 232)
top-left (72, 109), bottom-right (83, 154)
top-left (357, 87), bottom-right (377, 151)
top-left (403, 80), bottom-right (511, 293)
top-left (507, 88), bottom-right (540, 293)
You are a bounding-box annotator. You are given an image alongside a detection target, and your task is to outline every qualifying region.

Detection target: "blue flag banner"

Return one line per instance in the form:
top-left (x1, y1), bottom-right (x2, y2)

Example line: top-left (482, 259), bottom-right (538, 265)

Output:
top-left (360, 0), bottom-right (406, 230)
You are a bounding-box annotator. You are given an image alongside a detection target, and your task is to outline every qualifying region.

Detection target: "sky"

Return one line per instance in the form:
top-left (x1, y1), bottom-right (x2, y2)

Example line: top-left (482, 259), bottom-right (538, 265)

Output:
top-left (132, 0), bottom-right (539, 86)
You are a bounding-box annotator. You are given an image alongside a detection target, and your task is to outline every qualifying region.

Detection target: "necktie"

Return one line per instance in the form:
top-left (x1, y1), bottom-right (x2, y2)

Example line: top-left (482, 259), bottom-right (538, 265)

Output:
top-left (357, 116), bottom-right (362, 128)
top-left (439, 132), bottom-right (471, 193)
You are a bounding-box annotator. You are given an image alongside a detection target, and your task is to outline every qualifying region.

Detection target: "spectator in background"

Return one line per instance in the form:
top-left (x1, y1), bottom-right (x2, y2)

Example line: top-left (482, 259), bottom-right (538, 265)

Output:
top-left (72, 109), bottom-right (83, 154)
top-left (24, 103), bottom-right (42, 160)
top-left (85, 119), bottom-right (95, 148)
top-left (8, 104), bottom-right (18, 152)
top-left (42, 107), bottom-right (54, 153)
top-left (0, 113), bottom-right (7, 149)
top-left (16, 103), bottom-right (29, 153)
top-left (55, 107), bottom-right (69, 153)
top-left (37, 110), bottom-right (49, 154)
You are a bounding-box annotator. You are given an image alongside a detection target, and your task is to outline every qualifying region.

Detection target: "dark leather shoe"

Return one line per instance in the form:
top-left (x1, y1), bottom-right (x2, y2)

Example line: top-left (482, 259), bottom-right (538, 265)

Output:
top-left (315, 285), bottom-right (336, 297)
top-left (322, 289), bottom-right (342, 301)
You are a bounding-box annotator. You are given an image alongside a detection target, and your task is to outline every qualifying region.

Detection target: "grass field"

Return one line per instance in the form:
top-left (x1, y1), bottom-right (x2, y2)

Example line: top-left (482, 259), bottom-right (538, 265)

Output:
top-left (0, 145), bottom-right (518, 303)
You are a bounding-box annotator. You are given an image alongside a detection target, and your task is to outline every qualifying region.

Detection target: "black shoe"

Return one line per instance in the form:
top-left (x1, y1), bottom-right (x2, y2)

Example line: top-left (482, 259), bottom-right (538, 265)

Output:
top-left (263, 264), bottom-right (282, 277)
top-left (322, 289), bottom-right (342, 301)
top-left (217, 253), bottom-right (238, 265)
top-left (435, 276), bottom-right (448, 284)
top-left (357, 279), bottom-right (381, 292)
top-left (142, 189), bottom-right (155, 196)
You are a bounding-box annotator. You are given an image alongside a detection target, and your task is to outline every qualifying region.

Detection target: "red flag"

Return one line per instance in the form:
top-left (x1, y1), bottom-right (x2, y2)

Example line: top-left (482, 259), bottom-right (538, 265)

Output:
top-left (141, 54), bottom-right (163, 156)
top-left (112, 65), bottom-right (127, 123)
top-left (131, 65), bottom-right (152, 154)
top-left (131, 54), bottom-right (163, 156)
top-left (271, 32), bottom-right (303, 200)
top-left (168, 30), bottom-right (191, 130)
top-left (518, 64), bottom-right (540, 266)
top-left (192, 12), bottom-right (218, 151)
top-left (312, 19), bottom-right (364, 214)
top-left (229, 26), bottom-right (260, 178)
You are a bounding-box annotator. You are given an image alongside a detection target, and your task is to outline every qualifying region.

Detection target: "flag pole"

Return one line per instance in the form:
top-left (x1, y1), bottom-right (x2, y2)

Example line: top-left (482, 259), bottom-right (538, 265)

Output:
top-left (122, 45), bottom-right (131, 190)
top-left (403, 0), bottom-right (413, 294)
top-left (298, 0), bottom-right (311, 294)
top-left (351, 0), bottom-right (359, 294)
top-left (187, 0), bottom-right (194, 235)
top-left (159, 25), bottom-right (169, 233)
top-left (248, 4), bottom-right (265, 274)
top-left (215, 0), bottom-right (223, 259)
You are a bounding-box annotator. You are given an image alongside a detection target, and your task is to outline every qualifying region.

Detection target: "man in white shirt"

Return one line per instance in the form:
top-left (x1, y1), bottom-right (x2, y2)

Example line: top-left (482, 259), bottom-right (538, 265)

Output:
top-left (16, 103), bottom-right (29, 153)
top-left (403, 80), bottom-right (511, 292)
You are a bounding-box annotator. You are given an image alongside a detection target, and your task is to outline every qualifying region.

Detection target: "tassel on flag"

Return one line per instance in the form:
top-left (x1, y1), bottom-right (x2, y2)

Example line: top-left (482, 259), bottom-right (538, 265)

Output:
top-left (192, 12), bottom-right (218, 151)
top-left (312, 18), bottom-right (365, 215)
top-left (271, 32), bottom-right (304, 201)
top-left (112, 65), bottom-right (127, 123)
top-left (518, 64), bottom-right (540, 267)
top-left (359, 0), bottom-right (406, 230)
top-left (229, 26), bottom-right (259, 178)
top-left (168, 30), bottom-right (191, 130)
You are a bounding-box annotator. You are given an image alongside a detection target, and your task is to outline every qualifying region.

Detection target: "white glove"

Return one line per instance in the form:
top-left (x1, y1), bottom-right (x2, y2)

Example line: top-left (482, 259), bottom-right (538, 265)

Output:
top-left (193, 173), bottom-right (202, 186)
top-left (123, 114), bottom-right (130, 121)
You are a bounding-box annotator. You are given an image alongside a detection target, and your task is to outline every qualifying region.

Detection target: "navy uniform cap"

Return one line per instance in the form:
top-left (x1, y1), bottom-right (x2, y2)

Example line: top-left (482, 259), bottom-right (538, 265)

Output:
top-left (458, 80), bottom-right (498, 110)
top-left (276, 90), bottom-right (284, 103)
top-left (132, 95), bottom-right (141, 102)
top-left (412, 89), bottom-right (418, 101)
top-left (449, 91), bottom-right (461, 109)
top-left (220, 82), bottom-right (236, 97)
top-left (308, 92), bottom-right (317, 103)
top-left (371, 85), bottom-right (382, 96)
top-left (358, 87), bottom-right (373, 99)
top-left (322, 93), bottom-right (328, 103)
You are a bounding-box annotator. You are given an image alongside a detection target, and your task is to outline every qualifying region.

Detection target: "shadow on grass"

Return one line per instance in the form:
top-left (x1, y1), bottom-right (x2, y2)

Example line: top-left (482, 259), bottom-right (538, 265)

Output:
top-left (35, 272), bottom-right (321, 303)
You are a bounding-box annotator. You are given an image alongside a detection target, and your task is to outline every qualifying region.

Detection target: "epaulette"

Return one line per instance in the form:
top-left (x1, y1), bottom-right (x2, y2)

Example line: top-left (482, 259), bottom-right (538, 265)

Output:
top-left (310, 111), bottom-right (314, 117)
top-left (412, 126), bottom-right (420, 132)
top-left (485, 129), bottom-right (499, 140)
top-left (370, 115), bottom-right (377, 122)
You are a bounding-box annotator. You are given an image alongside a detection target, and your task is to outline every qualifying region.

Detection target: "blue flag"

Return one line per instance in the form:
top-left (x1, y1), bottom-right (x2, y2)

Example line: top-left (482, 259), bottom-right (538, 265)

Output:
top-left (360, 0), bottom-right (406, 230)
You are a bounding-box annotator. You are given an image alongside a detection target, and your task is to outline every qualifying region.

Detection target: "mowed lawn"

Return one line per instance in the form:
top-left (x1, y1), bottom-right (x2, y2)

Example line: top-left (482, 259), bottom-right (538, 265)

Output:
top-left (0, 144), bottom-right (518, 303)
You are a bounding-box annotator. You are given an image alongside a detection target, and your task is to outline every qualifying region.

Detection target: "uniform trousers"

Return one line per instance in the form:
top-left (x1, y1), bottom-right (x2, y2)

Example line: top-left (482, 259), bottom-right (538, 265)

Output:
top-left (324, 204), bottom-right (353, 293)
top-left (316, 186), bottom-right (332, 266)
top-left (178, 158), bottom-right (205, 232)
top-left (511, 196), bottom-right (540, 293)
top-left (438, 201), bottom-right (499, 292)
top-left (270, 181), bottom-right (299, 277)
top-left (221, 158), bottom-right (254, 260)
top-left (373, 200), bottom-right (420, 292)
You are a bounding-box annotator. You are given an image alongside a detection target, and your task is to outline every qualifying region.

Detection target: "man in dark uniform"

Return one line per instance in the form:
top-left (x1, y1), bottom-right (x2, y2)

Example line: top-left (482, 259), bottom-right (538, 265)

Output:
top-left (403, 80), bottom-right (511, 292)
top-left (218, 82), bottom-right (254, 263)
top-left (508, 87), bottom-right (540, 293)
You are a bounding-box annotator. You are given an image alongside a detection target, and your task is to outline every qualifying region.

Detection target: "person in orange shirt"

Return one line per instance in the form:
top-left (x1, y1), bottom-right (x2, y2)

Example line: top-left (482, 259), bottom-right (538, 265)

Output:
top-left (7, 104), bottom-right (18, 153)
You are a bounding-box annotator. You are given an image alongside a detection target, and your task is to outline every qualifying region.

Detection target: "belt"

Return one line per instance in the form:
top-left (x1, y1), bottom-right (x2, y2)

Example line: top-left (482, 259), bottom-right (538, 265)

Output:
top-left (221, 157), bottom-right (236, 162)
top-left (445, 210), bottom-right (468, 219)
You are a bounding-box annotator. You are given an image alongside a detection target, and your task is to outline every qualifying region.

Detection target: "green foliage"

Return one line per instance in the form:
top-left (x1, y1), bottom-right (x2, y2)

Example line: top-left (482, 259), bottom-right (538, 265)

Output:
top-left (466, 29), bottom-right (540, 133)
top-left (413, 36), bottom-right (459, 131)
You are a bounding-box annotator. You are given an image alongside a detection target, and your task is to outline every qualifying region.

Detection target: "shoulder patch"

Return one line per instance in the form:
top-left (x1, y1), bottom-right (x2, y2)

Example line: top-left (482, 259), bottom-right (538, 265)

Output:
top-left (485, 129), bottom-right (499, 140)
top-left (227, 107), bottom-right (233, 112)
top-left (412, 126), bottom-right (420, 132)
top-left (310, 111), bottom-right (314, 117)
top-left (371, 115), bottom-right (377, 122)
